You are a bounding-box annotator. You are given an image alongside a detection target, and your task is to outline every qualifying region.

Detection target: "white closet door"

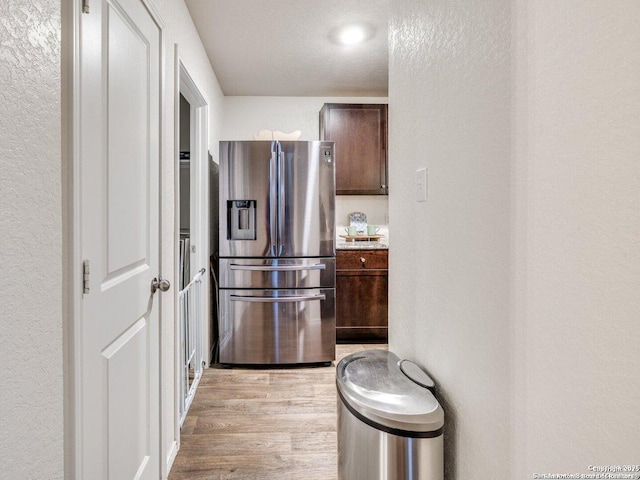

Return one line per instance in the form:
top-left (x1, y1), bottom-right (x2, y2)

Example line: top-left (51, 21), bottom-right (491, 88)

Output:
top-left (79, 0), bottom-right (163, 478)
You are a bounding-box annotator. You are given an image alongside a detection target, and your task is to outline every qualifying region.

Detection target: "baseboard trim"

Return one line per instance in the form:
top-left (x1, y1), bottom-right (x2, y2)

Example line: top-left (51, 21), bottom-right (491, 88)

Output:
top-left (165, 440), bottom-right (179, 478)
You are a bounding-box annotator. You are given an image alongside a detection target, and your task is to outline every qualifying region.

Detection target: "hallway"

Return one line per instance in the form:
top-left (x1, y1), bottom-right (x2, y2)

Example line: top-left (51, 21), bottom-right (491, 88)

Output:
top-left (168, 344), bottom-right (386, 479)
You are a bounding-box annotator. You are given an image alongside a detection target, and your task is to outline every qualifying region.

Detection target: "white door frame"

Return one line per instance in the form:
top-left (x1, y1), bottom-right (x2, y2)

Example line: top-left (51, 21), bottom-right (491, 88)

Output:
top-left (62, 0), bottom-right (80, 476)
top-left (64, 0), bottom-right (166, 477)
top-left (63, 0), bottom-right (82, 476)
top-left (170, 47), bottom-right (210, 462)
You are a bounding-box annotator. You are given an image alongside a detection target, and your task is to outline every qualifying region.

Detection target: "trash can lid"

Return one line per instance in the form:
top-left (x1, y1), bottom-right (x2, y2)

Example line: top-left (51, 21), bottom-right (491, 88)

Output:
top-left (336, 350), bottom-right (444, 435)
top-left (399, 359), bottom-right (435, 390)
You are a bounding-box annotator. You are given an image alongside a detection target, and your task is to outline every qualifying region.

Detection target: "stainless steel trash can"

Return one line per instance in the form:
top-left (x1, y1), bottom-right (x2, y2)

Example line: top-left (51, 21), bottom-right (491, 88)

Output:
top-left (336, 350), bottom-right (444, 480)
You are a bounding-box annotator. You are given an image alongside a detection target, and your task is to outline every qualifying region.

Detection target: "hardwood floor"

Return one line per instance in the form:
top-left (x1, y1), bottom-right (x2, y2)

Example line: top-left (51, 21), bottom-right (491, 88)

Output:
top-left (169, 344), bottom-right (387, 480)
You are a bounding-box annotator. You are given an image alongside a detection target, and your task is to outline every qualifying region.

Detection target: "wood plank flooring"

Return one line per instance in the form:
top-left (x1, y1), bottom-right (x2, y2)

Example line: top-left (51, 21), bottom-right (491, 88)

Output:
top-left (169, 344), bottom-right (387, 480)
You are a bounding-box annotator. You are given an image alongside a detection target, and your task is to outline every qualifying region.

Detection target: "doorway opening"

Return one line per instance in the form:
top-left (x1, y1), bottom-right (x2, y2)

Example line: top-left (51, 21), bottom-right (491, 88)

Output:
top-left (175, 59), bottom-right (210, 429)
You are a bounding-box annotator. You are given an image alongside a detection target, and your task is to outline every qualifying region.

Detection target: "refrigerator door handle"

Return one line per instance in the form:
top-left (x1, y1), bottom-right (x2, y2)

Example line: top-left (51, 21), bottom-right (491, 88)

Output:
top-left (230, 294), bottom-right (326, 303)
top-left (269, 141), bottom-right (278, 256)
top-left (229, 263), bottom-right (326, 272)
top-left (277, 143), bottom-right (286, 255)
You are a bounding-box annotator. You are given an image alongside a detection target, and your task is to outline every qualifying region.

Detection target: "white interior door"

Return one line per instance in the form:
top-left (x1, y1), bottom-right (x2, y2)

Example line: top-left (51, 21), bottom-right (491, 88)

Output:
top-left (79, 0), bottom-right (163, 478)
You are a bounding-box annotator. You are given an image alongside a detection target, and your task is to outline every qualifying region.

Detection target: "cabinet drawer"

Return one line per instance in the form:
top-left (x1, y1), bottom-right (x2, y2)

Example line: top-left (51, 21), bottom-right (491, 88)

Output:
top-left (336, 250), bottom-right (388, 270)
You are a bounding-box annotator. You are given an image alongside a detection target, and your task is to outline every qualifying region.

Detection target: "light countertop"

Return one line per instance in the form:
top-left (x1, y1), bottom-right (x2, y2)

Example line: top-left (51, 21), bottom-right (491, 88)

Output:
top-left (337, 241), bottom-right (388, 250)
top-left (336, 225), bottom-right (389, 250)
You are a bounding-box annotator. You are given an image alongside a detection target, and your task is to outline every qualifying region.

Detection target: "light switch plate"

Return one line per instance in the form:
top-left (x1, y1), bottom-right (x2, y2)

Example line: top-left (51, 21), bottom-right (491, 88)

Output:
top-left (416, 167), bottom-right (428, 202)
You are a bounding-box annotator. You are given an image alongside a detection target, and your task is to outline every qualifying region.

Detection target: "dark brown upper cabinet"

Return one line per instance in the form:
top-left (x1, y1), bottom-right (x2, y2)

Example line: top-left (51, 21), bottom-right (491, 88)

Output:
top-left (320, 103), bottom-right (388, 195)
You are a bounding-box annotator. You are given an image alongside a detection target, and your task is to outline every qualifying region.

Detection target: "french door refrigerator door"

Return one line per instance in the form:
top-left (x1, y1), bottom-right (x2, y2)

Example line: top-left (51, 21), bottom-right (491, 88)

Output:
top-left (218, 288), bottom-right (336, 365)
top-left (220, 141), bottom-right (278, 258)
top-left (219, 141), bottom-right (335, 258)
top-left (277, 141), bottom-right (335, 257)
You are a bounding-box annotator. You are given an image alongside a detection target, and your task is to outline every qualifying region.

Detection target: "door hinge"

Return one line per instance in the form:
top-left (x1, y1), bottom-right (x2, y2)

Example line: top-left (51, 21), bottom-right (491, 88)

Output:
top-left (83, 260), bottom-right (90, 294)
top-left (82, 0), bottom-right (90, 14)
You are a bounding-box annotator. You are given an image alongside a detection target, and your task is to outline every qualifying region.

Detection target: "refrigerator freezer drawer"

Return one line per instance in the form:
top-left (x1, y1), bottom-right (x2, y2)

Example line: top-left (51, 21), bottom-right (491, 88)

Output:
top-left (219, 257), bottom-right (335, 289)
top-left (218, 288), bottom-right (336, 365)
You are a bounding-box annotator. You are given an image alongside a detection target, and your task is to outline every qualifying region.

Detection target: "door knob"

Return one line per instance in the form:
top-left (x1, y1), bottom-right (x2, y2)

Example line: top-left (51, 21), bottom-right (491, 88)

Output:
top-left (151, 277), bottom-right (171, 294)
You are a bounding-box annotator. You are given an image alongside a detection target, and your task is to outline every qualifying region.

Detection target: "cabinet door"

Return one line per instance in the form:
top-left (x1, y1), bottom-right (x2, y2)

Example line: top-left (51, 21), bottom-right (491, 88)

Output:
top-left (320, 104), bottom-right (388, 195)
top-left (336, 269), bottom-right (388, 342)
top-left (335, 250), bottom-right (388, 343)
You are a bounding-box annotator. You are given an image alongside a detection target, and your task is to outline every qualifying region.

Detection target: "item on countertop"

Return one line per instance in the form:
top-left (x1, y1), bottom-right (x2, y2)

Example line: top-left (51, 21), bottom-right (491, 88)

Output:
top-left (367, 225), bottom-right (380, 235)
top-left (348, 211), bottom-right (367, 233)
top-left (345, 226), bottom-right (357, 236)
top-left (339, 233), bottom-right (383, 242)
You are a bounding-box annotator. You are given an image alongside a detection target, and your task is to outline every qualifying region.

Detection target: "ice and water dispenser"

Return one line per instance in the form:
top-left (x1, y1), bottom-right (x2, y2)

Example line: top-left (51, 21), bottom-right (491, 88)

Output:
top-left (227, 200), bottom-right (256, 240)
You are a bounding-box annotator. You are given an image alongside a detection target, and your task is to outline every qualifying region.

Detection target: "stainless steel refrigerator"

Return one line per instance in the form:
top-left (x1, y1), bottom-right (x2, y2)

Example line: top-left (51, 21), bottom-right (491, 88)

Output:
top-left (218, 140), bottom-right (336, 365)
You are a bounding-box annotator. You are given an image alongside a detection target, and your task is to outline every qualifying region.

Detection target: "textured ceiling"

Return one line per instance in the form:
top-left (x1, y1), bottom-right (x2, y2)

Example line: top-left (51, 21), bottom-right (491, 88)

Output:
top-left (184, 0), bottom-right (389, 97)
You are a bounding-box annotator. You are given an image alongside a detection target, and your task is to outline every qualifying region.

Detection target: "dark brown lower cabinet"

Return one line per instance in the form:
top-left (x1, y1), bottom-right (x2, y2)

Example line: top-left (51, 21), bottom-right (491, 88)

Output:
top-left (336, 249), bottom-right (388, 343)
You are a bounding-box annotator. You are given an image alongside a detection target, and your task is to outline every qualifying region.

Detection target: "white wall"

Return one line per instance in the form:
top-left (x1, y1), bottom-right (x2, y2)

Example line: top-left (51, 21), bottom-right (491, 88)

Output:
top-left (222, 96), bottom-right (390, 228)
top-left (0, 1), bottom-right (64, 478)
top-left (512, 0), bottom-right (640, 476)
top-left (334, 195), bottom-right (388, 228)
top-left (389, 1), bottom-right (512, 477)
top-left (390, 0), bottom-right (640, 478)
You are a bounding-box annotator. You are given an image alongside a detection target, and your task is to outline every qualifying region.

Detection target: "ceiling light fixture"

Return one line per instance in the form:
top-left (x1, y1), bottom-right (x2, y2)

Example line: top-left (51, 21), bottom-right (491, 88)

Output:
top-left (339, 25), bottom-right (366, 45)
top-left (330, 23), bottom-right (375, 46)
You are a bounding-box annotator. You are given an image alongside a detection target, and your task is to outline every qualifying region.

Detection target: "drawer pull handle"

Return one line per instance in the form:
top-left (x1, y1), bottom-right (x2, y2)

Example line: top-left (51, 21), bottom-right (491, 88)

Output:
top-left (230, 294), bottom-right (326, 303)
top-left (360, 257), bottom-right (366, 264)
top-left (230, 263), bottom-right (326, 272)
